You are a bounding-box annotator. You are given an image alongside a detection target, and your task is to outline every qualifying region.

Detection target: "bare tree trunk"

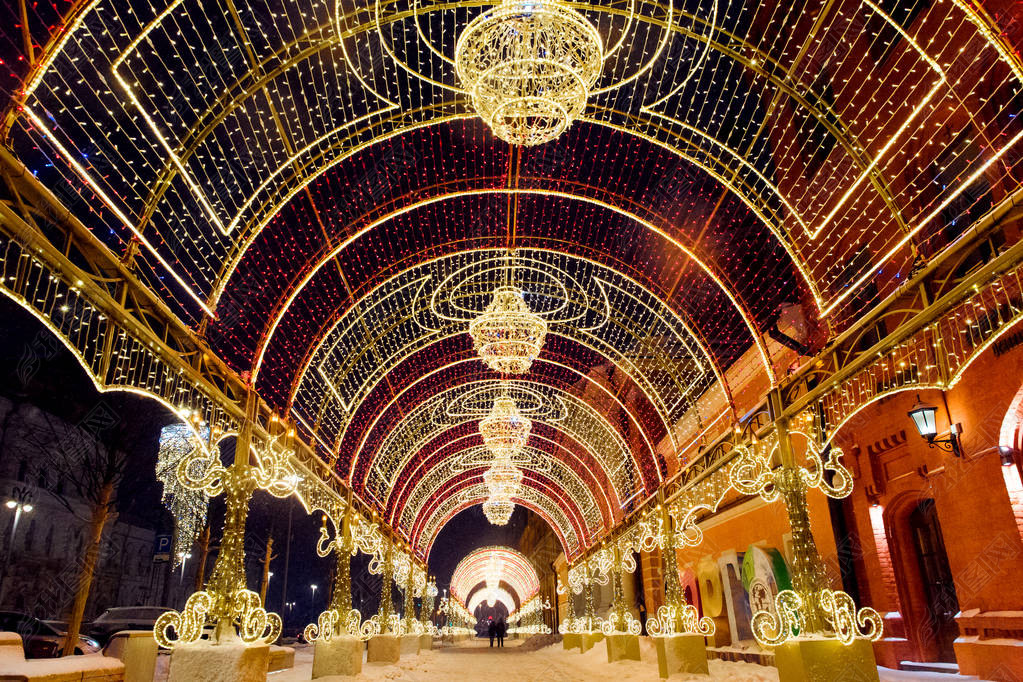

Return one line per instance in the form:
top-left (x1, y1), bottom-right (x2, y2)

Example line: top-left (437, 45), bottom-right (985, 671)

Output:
top-left (194, 525), bottom-right (210, 592)
top-left (258, 536), bottom-right (274, 603)
top-left (62, 481), bottom-right (113, 655)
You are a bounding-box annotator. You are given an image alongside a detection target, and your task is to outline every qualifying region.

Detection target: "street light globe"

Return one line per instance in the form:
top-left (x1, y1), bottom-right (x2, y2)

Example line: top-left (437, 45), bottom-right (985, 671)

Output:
top-left (4, 501), bottom-right (15, 509)
top-left (21, 504), bottom-right (32, 513)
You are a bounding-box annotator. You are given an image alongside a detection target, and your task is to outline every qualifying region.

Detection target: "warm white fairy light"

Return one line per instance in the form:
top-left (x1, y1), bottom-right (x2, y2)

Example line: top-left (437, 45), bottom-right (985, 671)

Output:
top-left (156, 423), bottom-right (212, 568)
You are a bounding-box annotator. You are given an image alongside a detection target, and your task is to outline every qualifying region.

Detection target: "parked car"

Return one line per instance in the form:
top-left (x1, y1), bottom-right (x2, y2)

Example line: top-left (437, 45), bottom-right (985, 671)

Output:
top-left (86, 606), bottom-right (171, 646)
top-left (0, 611), bottom-right (100, 657)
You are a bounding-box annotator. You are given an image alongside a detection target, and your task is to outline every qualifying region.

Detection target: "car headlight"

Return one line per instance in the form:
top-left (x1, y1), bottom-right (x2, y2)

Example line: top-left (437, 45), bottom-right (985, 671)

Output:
top-left (83, 637), bottom-right (100, 649)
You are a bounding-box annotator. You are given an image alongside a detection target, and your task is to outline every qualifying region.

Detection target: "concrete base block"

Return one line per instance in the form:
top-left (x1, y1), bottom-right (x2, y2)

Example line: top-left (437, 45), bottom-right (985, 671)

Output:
top-left (367, 634), bottom-right (400, 664)
top-left (419, 634), bottom-right (433, 651)
top-left (774, 637), bottom-right (879, 682)
top-left (268, 645), bottom-right (294, 672)
top-left (312, 636), bottom-right (363, 678)
top-left (605, 633), bottom-right (641, 663)
top-left (562, 633), bottom-right (581, 650)
top-left (104, 630), bottom-right (158, 682)
top-left (580, 632), bottom-right (604, 653)
top-left (168, 638), bottom-right (270, 682)
top-left (399, 635), bottom-right (420, 656)
top-left (654, 634), bottom-right (709, 677)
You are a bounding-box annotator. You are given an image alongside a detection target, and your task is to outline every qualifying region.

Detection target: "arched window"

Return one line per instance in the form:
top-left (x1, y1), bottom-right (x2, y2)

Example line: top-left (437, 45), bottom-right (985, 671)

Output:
top-left (16, 460), bottom-right (27, 482)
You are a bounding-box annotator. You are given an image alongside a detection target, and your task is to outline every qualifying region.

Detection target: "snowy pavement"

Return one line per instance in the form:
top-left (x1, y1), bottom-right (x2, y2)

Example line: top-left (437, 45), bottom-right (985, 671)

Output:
top-left (271, 637), bottom-right (780, 681)
top-left (150, 636), bottom-right (990, 681)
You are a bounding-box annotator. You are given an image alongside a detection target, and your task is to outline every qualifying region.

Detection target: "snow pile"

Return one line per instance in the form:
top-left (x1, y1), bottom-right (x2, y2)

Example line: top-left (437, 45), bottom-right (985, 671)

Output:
top-left (516, 633), bottom-right (562, 651)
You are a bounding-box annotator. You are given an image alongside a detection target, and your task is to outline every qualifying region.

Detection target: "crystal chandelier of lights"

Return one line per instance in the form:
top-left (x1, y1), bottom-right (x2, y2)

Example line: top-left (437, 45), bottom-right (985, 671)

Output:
top-left (479, 393), bottom-right (532, 458)
top-left (455, 0), bottom-right (603, 147)
top-left (483, 459), bottom-right (524, 498)
top-left (469, 285), bottom-right (548, 374)
top-left (483, 496), bottom-right (515, 525)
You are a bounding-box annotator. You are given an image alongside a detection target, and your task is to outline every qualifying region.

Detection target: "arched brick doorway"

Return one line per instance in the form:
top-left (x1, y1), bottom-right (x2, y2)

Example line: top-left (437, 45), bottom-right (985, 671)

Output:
top-left (908, 499), bottom-right (959, 662)
top-left (884, 490), bottom-right (962, 664)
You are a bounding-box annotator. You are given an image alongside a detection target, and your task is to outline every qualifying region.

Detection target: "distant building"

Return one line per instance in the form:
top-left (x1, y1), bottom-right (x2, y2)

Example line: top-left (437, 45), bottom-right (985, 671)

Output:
top-left (0, 396), bottom-right (192, 620)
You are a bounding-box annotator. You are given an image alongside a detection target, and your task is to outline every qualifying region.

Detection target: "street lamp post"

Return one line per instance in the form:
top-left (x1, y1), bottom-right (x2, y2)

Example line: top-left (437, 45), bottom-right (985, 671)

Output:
top-left (0, 487), bottom-right (34, 605)
top-left (310, 583), bottom-right (318, 609)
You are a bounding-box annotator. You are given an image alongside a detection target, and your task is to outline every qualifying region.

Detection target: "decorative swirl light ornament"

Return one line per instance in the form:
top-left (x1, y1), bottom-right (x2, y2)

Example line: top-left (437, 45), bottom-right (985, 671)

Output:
top-left (820, 589), bottom-right (884, 646)
top-left (751, 589), bottom-right (804, 647)
top-left (646, 604), bottom-right (714, 637)
top-left (469, 286), bottom-right (548, 374)
top-left (304, 510), bottom-right (376, 642)
top-left (156, 423), bottom-right (291, 648)
top-left (455, 0), bottom-right (604, 146)
top-left (645, 503), bottom-right (715, 638)
top-left (728, 417), bottom-right (882, 647)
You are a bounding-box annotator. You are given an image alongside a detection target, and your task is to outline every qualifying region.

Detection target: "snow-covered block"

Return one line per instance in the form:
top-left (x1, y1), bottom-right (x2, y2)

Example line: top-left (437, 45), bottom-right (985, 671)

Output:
top-left (605, 633), bottom-right (641, 663)
top-left (654, 634), bottom-right (708, 677)
top-left (0, 632), bottom-right (125, 682)
top-left (267, 645), bottom-right (294, 672)
top-left (0, 632), bottom-right (25, 665)
top-left (399, 635), bottom-right (420, 656)
top-left (311, 636), bottom-right (362, 678)
top-left (419, 634), bottom-right (433, 651)
top-left (104, 630), bottom-right (158, 682)
top-left (562, 633), bottom-right (581, 651)
top-left (773, 637), bottom-right (879, 682)
top-left (366, 634), bottom-right (400, 664)
top-left (579, 632), bottom-right (604, 653)
top-left (167, 639), bottom-right (269, 682)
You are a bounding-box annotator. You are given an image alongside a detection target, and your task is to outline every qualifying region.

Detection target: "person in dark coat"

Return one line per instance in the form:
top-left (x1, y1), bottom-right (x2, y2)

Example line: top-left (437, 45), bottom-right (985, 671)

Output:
top-left (496, 618), bottom-right (506, 648)
top-left (488, 619), bottom-right (496, 647)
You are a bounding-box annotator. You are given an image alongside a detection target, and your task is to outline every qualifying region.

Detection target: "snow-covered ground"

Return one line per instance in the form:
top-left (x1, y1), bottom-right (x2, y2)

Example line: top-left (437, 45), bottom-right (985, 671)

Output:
top-left (148, 637), bottom-right (990, 681)
top-left (272, 637), bottom-right (780, 681)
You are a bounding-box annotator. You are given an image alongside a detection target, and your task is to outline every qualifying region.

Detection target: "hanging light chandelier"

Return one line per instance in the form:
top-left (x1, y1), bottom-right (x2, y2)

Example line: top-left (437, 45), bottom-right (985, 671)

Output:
top-left (455, 0), bottom-right (604, 146)
top-left (479, 393), bottom-right (532, 458)
top-left (469, 286), bottom-right (548, 374)
top-left (483, 496), bottom-right (515, 525)
top-left (484, 459), bottom-right (524, 498)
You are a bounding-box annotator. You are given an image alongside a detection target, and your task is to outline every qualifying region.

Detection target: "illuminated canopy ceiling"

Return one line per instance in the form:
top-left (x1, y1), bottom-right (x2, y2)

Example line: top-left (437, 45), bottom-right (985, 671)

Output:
top-left (3, 0), bottom-right (1021, 559)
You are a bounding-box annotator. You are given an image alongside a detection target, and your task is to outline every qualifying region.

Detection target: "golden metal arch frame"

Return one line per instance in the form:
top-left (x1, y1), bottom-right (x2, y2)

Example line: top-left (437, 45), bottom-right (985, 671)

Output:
top-left (417, 482), bottom-right (579, 559)
top-left (254, 188), bottom-right (776, 387)
top-left (350, 368), bottom-right (651, 504)
top-left (406, 462), bottom-right (593, 547)
top-left (285, 247), bottom-right (727, 458)
top-left (387, 431), bottom-right (616, 530)
top-left (21, 0), bottom-right (908, 260)
top-left (394, 443), bottom-right (605, 536)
